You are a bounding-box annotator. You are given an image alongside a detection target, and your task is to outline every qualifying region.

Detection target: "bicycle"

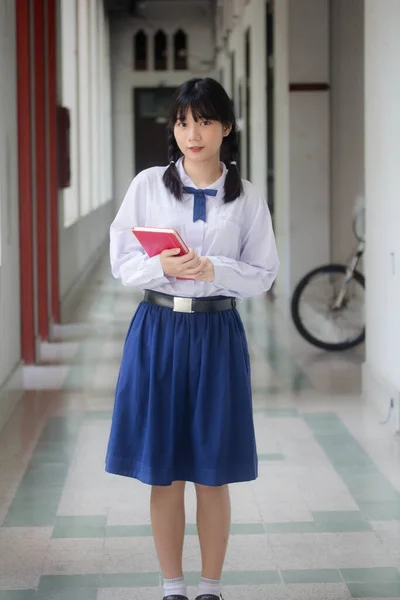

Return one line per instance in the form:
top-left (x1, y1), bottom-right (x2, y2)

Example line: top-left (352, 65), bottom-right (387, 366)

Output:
top-left (291, 197), bottom-right (365, 351)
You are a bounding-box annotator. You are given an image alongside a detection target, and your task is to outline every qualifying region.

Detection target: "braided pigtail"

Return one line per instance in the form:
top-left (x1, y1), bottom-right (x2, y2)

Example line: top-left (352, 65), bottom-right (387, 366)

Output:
top-left (162, 128), bottom-right (183, 200)
top-left (223, 126), bottom-right (243, 203)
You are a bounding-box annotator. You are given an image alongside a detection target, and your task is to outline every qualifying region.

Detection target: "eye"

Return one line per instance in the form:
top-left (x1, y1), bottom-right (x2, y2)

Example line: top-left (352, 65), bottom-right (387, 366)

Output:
top-left (201, 120), bottom-right (211, 126)
top-left (177, 121), bottom-right (186, 128)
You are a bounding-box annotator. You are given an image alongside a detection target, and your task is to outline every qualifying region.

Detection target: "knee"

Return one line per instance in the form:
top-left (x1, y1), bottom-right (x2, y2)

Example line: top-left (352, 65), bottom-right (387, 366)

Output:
top-left (152, 480), bottom-right (186, 499)
top-left (195, 483), bottom-right (229, 497)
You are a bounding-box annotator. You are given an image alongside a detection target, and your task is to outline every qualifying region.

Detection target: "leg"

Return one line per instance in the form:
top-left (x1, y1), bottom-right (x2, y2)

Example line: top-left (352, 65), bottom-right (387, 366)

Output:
top-left (151, 480), bottom-right (186, 578)
top-left (195, 483), bottom-right (231, 580)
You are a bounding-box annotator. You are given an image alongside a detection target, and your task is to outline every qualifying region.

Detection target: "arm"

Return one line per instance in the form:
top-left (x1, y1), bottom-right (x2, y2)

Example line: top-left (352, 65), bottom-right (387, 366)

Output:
top-left (208, 194), bottom-right (279, 297)
top-left (110, 173), bottom-right (170, 289)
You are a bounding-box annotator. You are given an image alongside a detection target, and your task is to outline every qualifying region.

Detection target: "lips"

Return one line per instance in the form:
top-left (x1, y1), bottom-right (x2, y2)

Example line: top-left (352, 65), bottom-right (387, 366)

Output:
top-left (188, 147), bottom-right (204, 153)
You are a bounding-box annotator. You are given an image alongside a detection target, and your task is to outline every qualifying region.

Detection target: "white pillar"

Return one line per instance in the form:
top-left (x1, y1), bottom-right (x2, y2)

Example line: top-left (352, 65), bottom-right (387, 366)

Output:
top-left (363, 0), bottom-right (400, 411)
top-left (274, 0), bottom-right (330, 302)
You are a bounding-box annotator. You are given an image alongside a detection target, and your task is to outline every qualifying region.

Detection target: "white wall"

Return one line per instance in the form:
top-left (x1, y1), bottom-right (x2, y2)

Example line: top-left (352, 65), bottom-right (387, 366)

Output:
top-left (216, 0), bottom-right (268, 199)
top-left (286, 0), bottom-right (330, 296)
top-left (111, 0), bottom-right (216, 206)
top-left (59, 0), bottom-right (114, 321)
top-left (330, 0), bottom-right (365, 264)
top-left (220, 0), bottom-right (331, 301)
top-left (363, 0), bottom-right (400, 415)
top-left (273, 0), bottom-right (290, 297)
top-left (0, 0), bottom-right (23, 422)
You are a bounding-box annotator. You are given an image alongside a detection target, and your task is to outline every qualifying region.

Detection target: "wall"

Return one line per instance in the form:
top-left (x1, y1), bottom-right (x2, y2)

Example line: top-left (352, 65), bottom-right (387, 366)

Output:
top-left (0, 0), bottom-right (23, 424)
top-left (363, 0), bottom-right (400, 419)
top-left (273, 0), bottom-right (290, 297)
top-left (111, 0), bottom-right (215, 206)
top-left (288, 0), bottom-right (330, 294)
top-left (330, 0), bottom-right (365, 264)
top-left (231, 0), bottom-right (331, 301)
top-left (216, 0), bottom-right (268, 200)
top-left (58, 0), bottom-right (114, 321)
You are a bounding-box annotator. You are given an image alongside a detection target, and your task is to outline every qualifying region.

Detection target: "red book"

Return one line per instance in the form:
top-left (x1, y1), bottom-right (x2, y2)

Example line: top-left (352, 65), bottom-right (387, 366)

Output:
top-left (132, 227), bottom-right (189, 257)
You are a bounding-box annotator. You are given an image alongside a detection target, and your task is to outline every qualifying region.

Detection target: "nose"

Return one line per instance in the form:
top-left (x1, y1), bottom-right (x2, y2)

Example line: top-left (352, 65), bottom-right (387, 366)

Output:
top-left (187, 123), bottom-right (201, 141)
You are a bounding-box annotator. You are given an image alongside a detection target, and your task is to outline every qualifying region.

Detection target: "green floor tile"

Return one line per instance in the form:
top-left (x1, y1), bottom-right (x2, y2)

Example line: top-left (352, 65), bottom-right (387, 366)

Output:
top-left (105, 522), bottom-right (265, 538)
top-left (281, 569), bottom-right (342, 584)
top-left (53, 515), bottom-right (107, 538)
top-left (249, 323), bottom-right (312, 392)
top-left (98, 573), bottom-right (160, 588)
top-left (0, 593), bottom-right (34, 600)
top-left (106, 524), bottom-right (153, 537)
top-left (221, 570), bottom-right (281, 585)
top-left (346, 581), bottom-right (400, 598)
top-left (3, 416), bottom-right (83, 527)
top-left (258, 453), bottom-right (285, 461)
top-left (38, 575), bottom-right (100, 591)
top-left (340, 568), bottom-right (400, 582)
top-left (312, 511), bottom-right (372, 532)
top-left (33, 589), bottom-right (98, 600)
top-left (265, 521), bottom-right (318, 534)
top-left (358, 501), bottom-right (400, 520)
top-left (303, 412), bottom-right (400, 520)
top-left (84, 410), bottom-right (113, 420)
top-left (265, 512), bottom-right (374, 535)
top-left (185, 524), bottom-right (197, 535)
top-left (230, 523), bottom-right (265, 535)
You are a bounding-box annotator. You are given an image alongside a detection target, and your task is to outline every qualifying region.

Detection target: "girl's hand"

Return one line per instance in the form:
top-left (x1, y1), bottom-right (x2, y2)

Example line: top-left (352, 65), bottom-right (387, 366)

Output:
top-left (160, 248), bottom-right (203, 278)
top-left (192, 257), bottom-right (215, 282)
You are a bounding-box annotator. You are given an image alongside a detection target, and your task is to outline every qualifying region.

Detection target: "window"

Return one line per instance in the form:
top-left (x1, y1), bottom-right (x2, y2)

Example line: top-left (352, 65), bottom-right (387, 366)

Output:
top-left (154, 30), bottom-right (167, 71)
top-left (134, 30), bottom-right (147, 70)
top-left (174, 30), bottom-right (187, 70)
top-left (61, 0), bottom-right (79, 226)
top-left (61, 0), bottom-right (112, 226)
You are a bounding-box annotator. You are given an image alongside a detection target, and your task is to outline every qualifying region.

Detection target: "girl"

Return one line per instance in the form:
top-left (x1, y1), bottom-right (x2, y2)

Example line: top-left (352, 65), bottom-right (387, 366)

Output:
top-left (106, 77), bottom-right (279, 600)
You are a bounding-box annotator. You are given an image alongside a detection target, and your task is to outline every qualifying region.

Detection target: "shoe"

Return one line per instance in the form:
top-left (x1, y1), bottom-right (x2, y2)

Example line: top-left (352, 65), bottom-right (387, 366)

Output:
top-left (195, 595), bottom-right (223, 600)
top-left (163, 596), bottom-right (189, 600)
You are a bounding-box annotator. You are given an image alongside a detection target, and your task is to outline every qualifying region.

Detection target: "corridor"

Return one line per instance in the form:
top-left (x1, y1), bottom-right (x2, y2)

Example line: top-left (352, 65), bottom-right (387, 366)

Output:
top-left (1, 260), bottom-right (400, 600)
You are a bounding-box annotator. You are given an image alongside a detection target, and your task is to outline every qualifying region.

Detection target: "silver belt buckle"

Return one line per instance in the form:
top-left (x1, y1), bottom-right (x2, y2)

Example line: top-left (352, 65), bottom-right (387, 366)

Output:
top-left (173, 296), bottom-right (194, 313)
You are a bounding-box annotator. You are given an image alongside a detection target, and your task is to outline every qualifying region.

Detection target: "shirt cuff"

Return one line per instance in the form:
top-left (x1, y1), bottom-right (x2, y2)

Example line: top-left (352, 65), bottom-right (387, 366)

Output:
top-left (145, 254), bottom-right (170, 283)
top-left (208, 256), bottom-right (226, 287)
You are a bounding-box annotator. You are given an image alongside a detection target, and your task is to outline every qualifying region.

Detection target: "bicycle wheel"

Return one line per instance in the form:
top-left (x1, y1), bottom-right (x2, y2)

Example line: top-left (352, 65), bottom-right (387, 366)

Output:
top-left (291, 264), bottom-right (365, 351)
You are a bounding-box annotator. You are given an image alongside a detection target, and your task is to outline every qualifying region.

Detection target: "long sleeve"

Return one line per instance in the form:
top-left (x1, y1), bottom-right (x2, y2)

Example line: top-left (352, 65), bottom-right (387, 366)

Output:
top-left (208, 194), bottom-right (279, 297)
top-left (110, 172), bottom-right (170, 289)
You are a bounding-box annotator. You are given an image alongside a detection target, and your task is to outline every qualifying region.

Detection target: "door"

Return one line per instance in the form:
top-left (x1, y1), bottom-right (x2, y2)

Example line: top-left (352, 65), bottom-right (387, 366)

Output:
top-left (134, 87), bottom-right (177, 173)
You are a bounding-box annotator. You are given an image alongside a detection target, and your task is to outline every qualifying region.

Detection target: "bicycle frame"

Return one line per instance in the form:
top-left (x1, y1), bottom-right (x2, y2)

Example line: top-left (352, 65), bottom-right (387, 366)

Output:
top-left (331, 240), bottom-right (365, 310)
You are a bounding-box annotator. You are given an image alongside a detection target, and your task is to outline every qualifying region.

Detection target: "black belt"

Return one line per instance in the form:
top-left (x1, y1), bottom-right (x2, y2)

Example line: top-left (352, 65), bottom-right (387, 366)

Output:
top-left (144, 290), bottom-right (236, 313)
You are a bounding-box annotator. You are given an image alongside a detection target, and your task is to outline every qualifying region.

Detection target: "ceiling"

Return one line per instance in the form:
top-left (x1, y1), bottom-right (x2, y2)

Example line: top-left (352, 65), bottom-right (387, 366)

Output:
top-left (104, 0), bottom-right (214, 17)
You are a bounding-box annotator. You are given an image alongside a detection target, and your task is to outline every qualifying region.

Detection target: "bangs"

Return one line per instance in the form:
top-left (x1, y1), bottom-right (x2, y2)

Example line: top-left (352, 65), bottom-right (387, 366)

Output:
top-left (172, 88), bottom-right (223, 123)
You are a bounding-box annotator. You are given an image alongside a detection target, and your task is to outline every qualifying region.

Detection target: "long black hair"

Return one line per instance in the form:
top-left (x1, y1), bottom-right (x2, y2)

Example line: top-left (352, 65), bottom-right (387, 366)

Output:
top-left (163, 77), bottom-right (243, 203)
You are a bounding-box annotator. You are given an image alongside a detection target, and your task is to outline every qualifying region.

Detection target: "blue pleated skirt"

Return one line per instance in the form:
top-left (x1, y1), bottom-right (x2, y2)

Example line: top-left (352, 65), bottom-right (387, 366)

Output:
top-left (105, 295), bottom-right (258, 486)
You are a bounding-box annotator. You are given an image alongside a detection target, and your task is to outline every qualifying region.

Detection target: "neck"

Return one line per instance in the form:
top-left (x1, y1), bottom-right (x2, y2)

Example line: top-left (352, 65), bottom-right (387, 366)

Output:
top-left (182, 155), bottom-right (222, 188)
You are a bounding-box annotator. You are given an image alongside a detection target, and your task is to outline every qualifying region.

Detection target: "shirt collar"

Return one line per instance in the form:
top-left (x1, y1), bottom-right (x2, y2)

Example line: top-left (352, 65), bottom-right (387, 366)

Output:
top-left (175, 156), bottom-right (227, 203)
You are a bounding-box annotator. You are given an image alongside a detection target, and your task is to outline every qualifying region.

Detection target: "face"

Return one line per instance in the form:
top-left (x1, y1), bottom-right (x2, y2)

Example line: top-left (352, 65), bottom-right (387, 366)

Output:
top-left (173, 109), bottom-right (232, 163)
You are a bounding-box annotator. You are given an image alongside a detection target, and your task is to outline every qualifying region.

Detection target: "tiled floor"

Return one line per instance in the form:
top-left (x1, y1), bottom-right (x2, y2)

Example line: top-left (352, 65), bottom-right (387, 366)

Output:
top-left (1, 259), bottom-right (400, 599)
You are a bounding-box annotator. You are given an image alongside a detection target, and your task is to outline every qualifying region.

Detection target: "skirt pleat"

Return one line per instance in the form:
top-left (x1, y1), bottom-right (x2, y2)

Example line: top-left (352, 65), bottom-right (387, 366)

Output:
top-left (105, 298), bottom-right (257, 486)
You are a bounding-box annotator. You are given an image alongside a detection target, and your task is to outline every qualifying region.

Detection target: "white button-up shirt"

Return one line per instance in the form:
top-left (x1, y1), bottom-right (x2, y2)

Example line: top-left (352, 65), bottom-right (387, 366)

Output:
top-left (110, 158), bottom-right (279, 299)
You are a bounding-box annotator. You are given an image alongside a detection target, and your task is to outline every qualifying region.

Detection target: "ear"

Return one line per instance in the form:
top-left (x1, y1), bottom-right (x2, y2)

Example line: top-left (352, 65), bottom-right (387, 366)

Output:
top-left (223, 122), bottom-right (232, 137)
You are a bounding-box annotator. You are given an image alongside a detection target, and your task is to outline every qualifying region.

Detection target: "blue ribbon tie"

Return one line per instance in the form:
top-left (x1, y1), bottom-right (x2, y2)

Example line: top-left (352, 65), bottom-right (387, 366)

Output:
top-left (183, 186), bottom-right (218, 223)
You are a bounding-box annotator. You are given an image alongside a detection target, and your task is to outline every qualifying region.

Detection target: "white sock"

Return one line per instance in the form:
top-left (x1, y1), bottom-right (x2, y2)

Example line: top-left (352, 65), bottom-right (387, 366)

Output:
top-left (163, 575), bottom-right (187, 598)
top-left (197, 577), bottom-right (221, 598)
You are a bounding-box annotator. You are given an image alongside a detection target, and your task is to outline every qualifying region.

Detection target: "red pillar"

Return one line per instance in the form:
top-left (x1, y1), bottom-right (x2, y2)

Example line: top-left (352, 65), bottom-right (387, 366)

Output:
top-left (46, 0), bottom-right (60, 324)
top-left (16, 0), bottom-right (35, 363)
top-left (34, 0), bottom-right (49, 340)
